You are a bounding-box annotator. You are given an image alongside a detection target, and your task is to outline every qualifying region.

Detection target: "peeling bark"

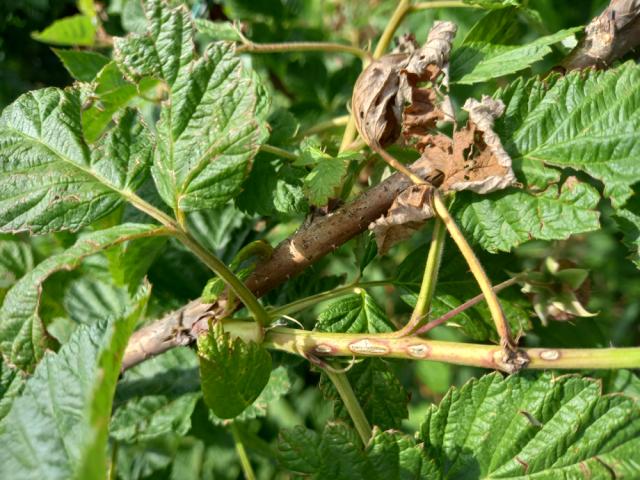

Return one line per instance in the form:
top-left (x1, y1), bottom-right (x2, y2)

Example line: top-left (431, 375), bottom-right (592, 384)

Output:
top-left (562, 0), bottom-right (640, 70)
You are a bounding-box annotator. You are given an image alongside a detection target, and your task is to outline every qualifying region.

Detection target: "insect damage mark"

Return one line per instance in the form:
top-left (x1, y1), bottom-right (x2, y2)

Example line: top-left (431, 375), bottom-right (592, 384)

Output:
top-left (406, 344), bottom-right (430, 358)
top-left (539, 349), bottom-right (561, 361)
top-left (348, 339), bottom-right (390, 355)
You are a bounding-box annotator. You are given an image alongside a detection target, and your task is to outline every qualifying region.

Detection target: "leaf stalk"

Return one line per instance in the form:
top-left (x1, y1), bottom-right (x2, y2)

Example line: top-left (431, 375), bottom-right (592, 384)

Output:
top-left (323, 369), bottom-right (372, 444)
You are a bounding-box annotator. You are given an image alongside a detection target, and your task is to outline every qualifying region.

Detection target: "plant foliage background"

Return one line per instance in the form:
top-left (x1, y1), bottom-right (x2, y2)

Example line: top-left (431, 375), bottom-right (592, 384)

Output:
top-left (0, 0), bottom-right (639, 479)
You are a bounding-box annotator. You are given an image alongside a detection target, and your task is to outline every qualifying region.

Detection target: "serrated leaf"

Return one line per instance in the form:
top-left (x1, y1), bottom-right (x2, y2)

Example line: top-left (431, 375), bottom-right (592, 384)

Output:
top-left (194, 19), bottom-right (242, 42)
top-left (0, 239), bottom-right (34, 290)
top-left (106, 236), bottom-right (168, 293)
top-left (305, 157), bottom-right (349, 206)
top-left (0, 358), bottom-right (24, 422)
top-left (278, 423), bottom-right (439, 479)
top-left (237, 155), bottom-right (308, 216)
top-left (454, 181), bottom-right (600, 253)
top-left (451, 8), bottom-right (579, 84)
top-left (31, 14), bottom-right (96, 47)
top-left (496, 62), bottom-right (640, 206)
top-left (319, 359), bottom-right (408, 430)
top-left (111, 347), bottom-right (201, 443)
top-left (419, 372), bottom-right (640, 478)
top-left (81, 62), bottom-right (157, 143)
top-left (63, 277), bottom-right (129, 326)
top-left (197, 323), bottom-right (272, 419)
top-left (0, 283), bottom-right (150, 480)
top-left (0, 223), bottom-right (161, 372)
top-left (209, 365), bottom-right (292, 424)
top-left (614, 207), bottom-right (640, 268)
top-left (0, 90), bottom-right (152, 234)
top-left (53, 49), bottom-right (110, 82)
top-left (114, 0), bottom-right (267, 213)
top-left (316, 290), bottom-right (394, 334)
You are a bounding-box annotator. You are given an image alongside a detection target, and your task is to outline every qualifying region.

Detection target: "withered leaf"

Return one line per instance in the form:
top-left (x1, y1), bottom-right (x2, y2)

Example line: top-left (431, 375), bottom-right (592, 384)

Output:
top-left (370, 184), bottom-right (434, 254)
top-left (415, 96), bottom-right (517, 194)
top-left (370, 96), bottom-right (517, 252)
top-left (352, 21), bottom-right (457, 149)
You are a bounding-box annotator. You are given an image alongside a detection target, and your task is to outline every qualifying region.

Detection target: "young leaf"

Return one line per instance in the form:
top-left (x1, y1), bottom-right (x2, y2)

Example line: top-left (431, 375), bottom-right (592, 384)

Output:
top-left (316, 290), bottom-right (394, 334)
top-left (278, 423), bottom-right (439, 479)
top-left (111, 347), bottom-right (201, 443)
top-left (209, 365), bottom-right (292, 424)
top-left (305, 156), bottom-right (349, 206)
top-left (451, 8), bottom-right (580, 84)
top-left (114, 0), bottom-right (267, 213)
top-left (319, 359), bottom-right (408, 430)
top-left (496, 62), bottom-right (640, 206)
top-left (52, 49), bottom-right (110, 82)
top-left (454, 180), bottom-right (600, 253)
top-left (0, 90), bottom-right (152, 234)
top-left (419, 372), bottom-right (640, 478)
top-left (197, 323), bottom-right (272, 419)
top-left (81, 62), bottom-right (148, 143)
top-left (0, 223), bottom-right (162, 372)
top-left (0, 283), bottom-right (150, 480)
top-left (31, 14), bottom-right (96, 47)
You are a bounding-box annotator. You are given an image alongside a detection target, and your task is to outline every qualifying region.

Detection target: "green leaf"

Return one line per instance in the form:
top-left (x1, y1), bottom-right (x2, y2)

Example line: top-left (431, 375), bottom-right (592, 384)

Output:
top-left (197, 323), bottom-right (272, 419)
top-left (82, 62), bottom-right (153, 143)
top-left (319, 359), bottom-right (408, 430)
top-left (0, 223), bottom-right (161, 372)
top-left (614, 207), bottom-right (640, 268)
top-left (194, 19), bottom-right (242, 42)
top-left (0, 358), bottom-right (23, 422)
top-left (106, 236), bottom-right (168, 293)
top-left (63, 277), bottom-right (129, 326)
top-left (32, 14), bottom-right (96, 47)
top-left (495, 62), bottom-right (640, 207)
top-left (278, 423), bottom-right (439, 479)
top-left (111, 347), bottom-right (201, 443)
top-left (303, 152), bottom-right (350, 206)
top-left (454, 181), bottom-right (600, 253)
top-left (236, 155), bottom-right (308, 216)
top-left (316, 290), bottom-right (394, 334)
top-left (0, 283), bottom-right (150, 480)
top-left (0, 89), bottom-right (152, 233)
top-left (52, 49), bottom-right (110, 82)
top-left (451, 9), bottom-right (580, 84)
top-left (419, 372), bottom-right (640, 478)
top-left (0, 238), bottom-right (34, 290)
top-left (77, 0), bottom-right (97, 19)
top-left (114, 0), bottom-right (267, 212)
top-left (209, 365), bottom-right (292, 424)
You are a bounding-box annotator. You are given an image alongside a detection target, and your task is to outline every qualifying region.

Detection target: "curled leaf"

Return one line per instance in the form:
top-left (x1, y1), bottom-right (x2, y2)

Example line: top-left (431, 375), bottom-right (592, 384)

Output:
top-left (370, 96), bottom-right (517, 252)
top-left (415, 95), bottom-right (517, 194)
top-left (370, 184), bottom-right (434, 254)
top-left (352, 21), bottom-right (457, 149)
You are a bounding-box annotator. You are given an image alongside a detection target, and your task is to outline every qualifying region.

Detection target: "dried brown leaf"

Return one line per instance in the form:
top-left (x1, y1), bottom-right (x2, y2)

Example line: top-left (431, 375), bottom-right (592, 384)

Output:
top-left (370, 97), bottom-right (517, 252)
top-left (352, 21), bottom-right (457, 149)
top-left (370, 184), bottom-right (434, 254)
